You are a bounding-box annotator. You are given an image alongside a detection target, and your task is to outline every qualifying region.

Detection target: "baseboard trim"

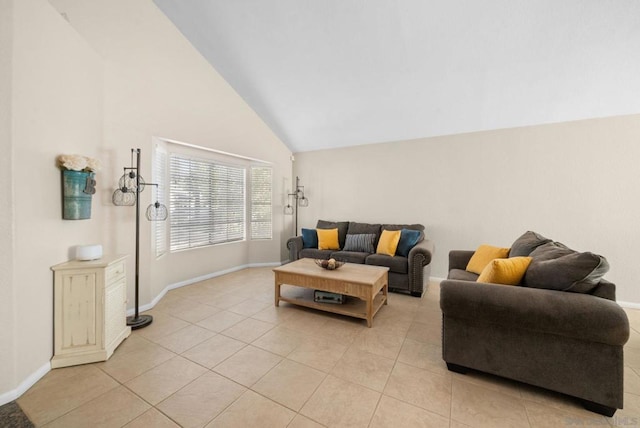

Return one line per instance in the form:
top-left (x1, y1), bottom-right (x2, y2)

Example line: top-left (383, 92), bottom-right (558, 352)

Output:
top-left (618, 301), bottom-right (640, 310)
top-left (126, 262), bottom-right (282, 316)
top-left (0, 362), bottom-right (50, 407)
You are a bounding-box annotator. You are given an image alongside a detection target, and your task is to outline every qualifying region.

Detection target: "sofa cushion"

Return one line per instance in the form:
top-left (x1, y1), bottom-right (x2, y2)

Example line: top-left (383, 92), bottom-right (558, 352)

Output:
top-left (382, 223), bottom-right (425, 232)
top-left (317, 228), bottom-right (340, 250)
top-left (477, 257), bottom-right (532, 286)
top-left (377, 230), bottom-right (401, 256)
top-left (366, 254), bottom-right (408, 274)
top-left (300, 248), bottom-right (334, 259)
top-left (301, 228), bottom-right (318, 249)
top-left (317, 220), bottom-right (349, 249)
top-left (523, 242), bottom-right (610, 294)
top-left (347, 222), bottom-right (381, 245)
top-left (331, 251), bottom-right (369, 264)
top-left (466, 244), bottom-right (510, 275)
top-left (448, 269), bottom-right (479, 281)
top-left (509, 231), bottom-right (552, 257)
top-left (343, 234), bottom-right (376, 253)
top-left (396, 229), bottom-right (422, 257)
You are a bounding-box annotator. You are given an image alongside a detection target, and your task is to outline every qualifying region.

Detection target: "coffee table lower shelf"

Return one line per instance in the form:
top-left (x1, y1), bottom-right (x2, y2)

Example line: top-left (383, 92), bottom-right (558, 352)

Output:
top-left (278, 286), bottom-right (386, 326)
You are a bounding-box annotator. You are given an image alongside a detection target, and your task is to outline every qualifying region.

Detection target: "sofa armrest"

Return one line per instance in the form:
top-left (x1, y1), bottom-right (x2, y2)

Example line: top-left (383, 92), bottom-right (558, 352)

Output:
top-left (440, 280), bottom-right (629, 346)
top-left (409, 238), bottom-right (434, 266)
top-left (286, 236), bottom-right (303, 262)
top-left (405, 239), bottom-right (434, 295)
top-left (448, 250), bottom-right (474, 271)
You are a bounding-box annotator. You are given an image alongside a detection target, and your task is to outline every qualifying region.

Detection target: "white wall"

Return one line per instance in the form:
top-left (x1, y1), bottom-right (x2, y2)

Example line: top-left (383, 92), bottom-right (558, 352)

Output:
top-left (0, 0), bottom-right (15, 398)
top-left (294, 114), bottom-right (640, 304)
top-left (2, 0), bottom-right (292, 404)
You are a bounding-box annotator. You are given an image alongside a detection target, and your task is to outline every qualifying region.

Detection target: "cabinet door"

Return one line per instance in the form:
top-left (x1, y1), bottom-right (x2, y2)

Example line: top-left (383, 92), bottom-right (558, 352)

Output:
top-left (104, 276), bottom-right (127, 349)
top-left (57, 272), bottom-right (100, 352)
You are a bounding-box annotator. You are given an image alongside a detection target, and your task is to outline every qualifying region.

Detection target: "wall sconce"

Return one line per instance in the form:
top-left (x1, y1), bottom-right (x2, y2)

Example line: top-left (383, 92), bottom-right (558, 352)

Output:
top-left (285, 176), bottom-right (308, 234)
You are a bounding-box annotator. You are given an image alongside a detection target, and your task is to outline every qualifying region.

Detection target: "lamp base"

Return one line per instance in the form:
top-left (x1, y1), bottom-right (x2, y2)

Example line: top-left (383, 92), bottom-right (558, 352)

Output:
top-left (126, 314), bottom-right (153, 330)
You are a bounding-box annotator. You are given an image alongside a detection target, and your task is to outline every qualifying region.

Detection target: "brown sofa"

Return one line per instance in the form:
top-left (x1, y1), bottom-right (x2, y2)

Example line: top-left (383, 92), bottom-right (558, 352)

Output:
top-left (439, 232), bottom-right (629, 416)
top-left (286, 220), bottom-right (434, 297)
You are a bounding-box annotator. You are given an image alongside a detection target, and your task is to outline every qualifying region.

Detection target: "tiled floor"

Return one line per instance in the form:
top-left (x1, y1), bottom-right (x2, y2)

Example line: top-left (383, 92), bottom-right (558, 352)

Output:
top-left (17, 267), bottom-right (640, 427)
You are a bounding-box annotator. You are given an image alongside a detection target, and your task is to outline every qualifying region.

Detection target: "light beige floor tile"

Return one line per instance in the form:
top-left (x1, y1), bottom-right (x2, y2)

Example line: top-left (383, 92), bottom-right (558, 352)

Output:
top-left (18, 365), bottom-right (119, 426)
top-left (301, 375), bottom-right (381, 428)
top-left (124, 355), bottom-right (208, 405)
top-left (154, 324), bottom-right (216, 354)
top-left (625, 329), bottom-right (640, 350)
top-left (124, 408), bottom-right (181, 427)
top-left (209, 293), bottom-right (250, 309)
top-left (518, 382), bottom-right (594, 415)
top-left (625, 346), bottom-right (640, 371)
top-left (397, 338), bottom-right (449, 376)
top-left (135, 310), bottom-right (191, 342)
top-left (156, 296), bottom-right (223, 324)
top-left (609, 393), bottom-right (640, 426)
top-left (42, 385), bottom-right (149, 428)
top-left (156, 371), bottom-right (246, 428)
top-left (384, 362), bottom-right (452, 418)
top-left (369, 315), bottom-right (413, 336)
top-left (250, 305), bottom-right (298, 324)
top-left (277, 307), bottom-right (330, 333)
top-left (452, 371), bottom-right (522, 400)
top-left (331, 347), bottom-right (395, 392)
top-left (316, 316), bottom-right (366, 345)
top-left (286, 414), bottom-right (326, 428)
top-left (412, 303), bottom-right (442, 326)
top-left (181, 334), bottom-right (247, 368)
top-left (221, 317), bottom-right (274, 343)
top-left (197, 310), bottom-right (247, 332)
top-left (624, 366), bottom-right (640, 396)
top-left (451, 377), bottom-right (529, 428)
top-left (370, 395), bottom-right (450, 428)
top-left (405, 319), bottom-right (442, 345)
top-left (213, 344), bottom-right (282, 386)
top-left (205, 390), bottom-right (295, 427)
top-left (252, 359), bottom-right (326, 411)
top-left (523, 399), bottom-right (606, 428)
top-left (96, 340), bottom-right (176, 383)
top-left (350, 328), bottom-right (405, 360)
top-left (251, 326), bottom-right (306, 356)
top-left (113, 333), bottom-right (155, 356)
top-left (227, 298), bottom-right (272, 316)
top-left (287, 337), bottom-right (349, 372)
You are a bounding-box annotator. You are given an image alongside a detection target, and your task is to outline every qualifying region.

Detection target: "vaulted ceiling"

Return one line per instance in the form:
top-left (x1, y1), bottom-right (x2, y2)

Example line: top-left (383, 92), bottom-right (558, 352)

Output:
top-left (153, 0), bottom-right (640, 153)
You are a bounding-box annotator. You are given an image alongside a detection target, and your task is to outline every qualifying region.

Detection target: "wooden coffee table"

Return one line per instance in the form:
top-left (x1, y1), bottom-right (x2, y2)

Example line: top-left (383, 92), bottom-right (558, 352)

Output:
top-left (273, 258), bottom-right (389, 327)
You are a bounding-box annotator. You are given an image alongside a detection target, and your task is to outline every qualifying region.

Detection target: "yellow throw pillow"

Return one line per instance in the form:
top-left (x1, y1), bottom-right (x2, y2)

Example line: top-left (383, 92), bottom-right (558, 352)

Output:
top-left (376, 229), bottom-right (402, 256)
top-left (466, 244), bottom-right (510, 274)
top-left (477, 256), bottom-right (533, 285)
top-left (317, 228), bottom-right (340, 250)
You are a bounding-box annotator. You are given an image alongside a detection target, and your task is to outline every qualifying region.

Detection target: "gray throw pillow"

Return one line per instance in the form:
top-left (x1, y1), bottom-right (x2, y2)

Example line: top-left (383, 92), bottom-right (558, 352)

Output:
top-left (343, 234), bottom-right (376, 253)
top-left (523, 242), bottom-right (609, 294)
top-left (509, 231), bottom-right (552, 257)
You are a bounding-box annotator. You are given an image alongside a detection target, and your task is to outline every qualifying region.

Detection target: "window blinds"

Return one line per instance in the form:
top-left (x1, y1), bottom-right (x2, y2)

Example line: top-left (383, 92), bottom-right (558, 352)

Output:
top-left (250, 166), bottom-right (272, 240)
top-left (169, 154), bottom-right (246, 251)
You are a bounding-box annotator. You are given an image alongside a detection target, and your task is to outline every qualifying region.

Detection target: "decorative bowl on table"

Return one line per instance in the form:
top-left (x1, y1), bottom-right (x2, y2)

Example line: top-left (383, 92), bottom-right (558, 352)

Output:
top-left (314, 258), bottom-right (345, 270)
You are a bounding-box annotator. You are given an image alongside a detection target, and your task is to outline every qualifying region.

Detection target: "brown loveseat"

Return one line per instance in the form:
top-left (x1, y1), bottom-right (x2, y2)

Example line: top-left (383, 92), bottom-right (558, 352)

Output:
top-left (287, 220), bottom-right (434, 297)
top-left (439, 231), bottom-right (629, 416)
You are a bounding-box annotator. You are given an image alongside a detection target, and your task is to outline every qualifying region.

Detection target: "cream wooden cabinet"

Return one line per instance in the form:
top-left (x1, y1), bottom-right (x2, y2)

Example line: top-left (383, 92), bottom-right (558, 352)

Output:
top-left (51, 255), bottom-right (131, 368)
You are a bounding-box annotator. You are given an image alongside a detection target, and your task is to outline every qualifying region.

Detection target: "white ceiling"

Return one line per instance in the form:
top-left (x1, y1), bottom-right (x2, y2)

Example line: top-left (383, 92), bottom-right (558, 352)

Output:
top-left (153, 0), bottom-right (640, 153)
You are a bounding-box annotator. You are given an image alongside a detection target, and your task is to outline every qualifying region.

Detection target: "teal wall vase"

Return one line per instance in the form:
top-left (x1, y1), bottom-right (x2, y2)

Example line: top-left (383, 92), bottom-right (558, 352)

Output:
top-left (61, 170), bottom-right (95, 220)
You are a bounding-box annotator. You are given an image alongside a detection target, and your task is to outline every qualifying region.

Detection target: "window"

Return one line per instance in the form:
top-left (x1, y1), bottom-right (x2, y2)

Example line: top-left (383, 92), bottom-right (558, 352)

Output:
top-left (169, 154), bottom-right (246, 251)
top-left (153, 143), bottom-right (168, 257)
top-left (250, 166), bottom-right (272, 240)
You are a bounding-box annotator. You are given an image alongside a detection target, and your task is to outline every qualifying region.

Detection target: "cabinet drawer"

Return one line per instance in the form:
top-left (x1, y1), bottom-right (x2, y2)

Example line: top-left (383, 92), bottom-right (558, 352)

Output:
top-left (105, 260), bottom-right (126, 284)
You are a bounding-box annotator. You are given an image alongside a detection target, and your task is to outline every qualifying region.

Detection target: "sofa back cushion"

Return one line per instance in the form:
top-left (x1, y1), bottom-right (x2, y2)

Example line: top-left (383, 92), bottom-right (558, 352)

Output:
top-left (317, 220), bottom-right (349, 249)
top-left (509, 231), bottom-right (552, 257)
top-left (523, 242), bottom-right (610, 294)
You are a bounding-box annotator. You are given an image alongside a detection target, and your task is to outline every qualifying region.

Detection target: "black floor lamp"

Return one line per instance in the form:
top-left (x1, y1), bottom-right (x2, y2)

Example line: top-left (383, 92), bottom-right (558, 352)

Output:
top-left (112, 148), bottom-right (167, 330)
top-left (285, 176), bottom-right (309, 235)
